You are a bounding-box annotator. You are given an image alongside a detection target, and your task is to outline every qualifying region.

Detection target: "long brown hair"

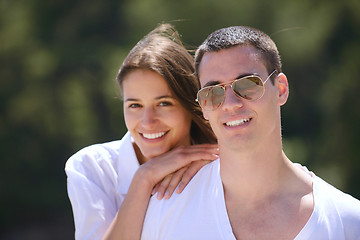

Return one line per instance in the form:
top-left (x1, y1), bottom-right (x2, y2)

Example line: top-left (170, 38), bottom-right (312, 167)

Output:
top-left (117, 23), bottom-right (216, 144)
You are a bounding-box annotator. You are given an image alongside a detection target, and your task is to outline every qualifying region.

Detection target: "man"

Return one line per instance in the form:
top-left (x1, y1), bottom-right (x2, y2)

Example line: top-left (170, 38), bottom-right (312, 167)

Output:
top-left (141, 26), bottom-right (360, 239)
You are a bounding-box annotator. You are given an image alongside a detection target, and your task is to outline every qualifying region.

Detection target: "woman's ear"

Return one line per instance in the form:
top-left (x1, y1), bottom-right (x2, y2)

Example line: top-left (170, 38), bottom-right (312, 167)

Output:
top-left (276, 73), bottom-right (289, 106)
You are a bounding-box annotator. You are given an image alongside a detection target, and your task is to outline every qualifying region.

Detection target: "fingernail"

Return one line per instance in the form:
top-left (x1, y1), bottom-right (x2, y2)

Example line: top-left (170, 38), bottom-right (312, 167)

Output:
top-left (164, 190), bottom-right (170, 199)
top-left (157, 192), bottom-right (163, 200)
top-left (176, 185), bottom-right (183, 194)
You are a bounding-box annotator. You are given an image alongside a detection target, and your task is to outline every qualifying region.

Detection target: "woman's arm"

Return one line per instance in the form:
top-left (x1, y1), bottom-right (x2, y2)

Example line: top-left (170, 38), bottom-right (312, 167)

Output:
top-left (102, 144), bottom-right (219, 240)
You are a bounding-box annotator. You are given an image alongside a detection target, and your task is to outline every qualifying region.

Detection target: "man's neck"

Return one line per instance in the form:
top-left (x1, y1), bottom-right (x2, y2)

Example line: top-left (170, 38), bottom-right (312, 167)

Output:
top-left (218, 126), bottom-right (313, 202)
top-left (219, 145), bottom-right (291, 202)
top-left (219, 143), bottom-right (314, 239)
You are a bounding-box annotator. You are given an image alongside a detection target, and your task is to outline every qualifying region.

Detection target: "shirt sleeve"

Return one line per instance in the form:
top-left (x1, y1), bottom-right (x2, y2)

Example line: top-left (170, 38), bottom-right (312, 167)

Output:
top-left (65, 146), bottom-right (120, 240)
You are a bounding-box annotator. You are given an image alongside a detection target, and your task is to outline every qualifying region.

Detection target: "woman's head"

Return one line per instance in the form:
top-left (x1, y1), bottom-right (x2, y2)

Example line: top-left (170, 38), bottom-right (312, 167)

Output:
top-left (117, 24), bottom-right (216, 161)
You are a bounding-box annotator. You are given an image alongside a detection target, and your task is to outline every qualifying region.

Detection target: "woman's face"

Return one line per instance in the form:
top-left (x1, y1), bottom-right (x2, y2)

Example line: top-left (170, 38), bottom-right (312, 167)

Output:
top-left (122, 69), bottom-right (192, 163)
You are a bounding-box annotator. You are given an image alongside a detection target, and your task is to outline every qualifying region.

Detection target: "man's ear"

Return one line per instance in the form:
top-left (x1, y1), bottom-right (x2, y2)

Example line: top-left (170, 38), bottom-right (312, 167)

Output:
top-left (276, 73), bottom-right (289, 106)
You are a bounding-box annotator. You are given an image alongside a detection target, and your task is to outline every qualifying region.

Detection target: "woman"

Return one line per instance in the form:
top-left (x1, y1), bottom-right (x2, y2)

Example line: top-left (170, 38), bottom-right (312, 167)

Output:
top-left (65, 24), bottom-right (217, 240)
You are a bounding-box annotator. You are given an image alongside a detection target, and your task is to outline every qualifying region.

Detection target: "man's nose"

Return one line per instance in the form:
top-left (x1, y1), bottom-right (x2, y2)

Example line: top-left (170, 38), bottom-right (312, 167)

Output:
top-left (221, 86), bottom-right (244, 111)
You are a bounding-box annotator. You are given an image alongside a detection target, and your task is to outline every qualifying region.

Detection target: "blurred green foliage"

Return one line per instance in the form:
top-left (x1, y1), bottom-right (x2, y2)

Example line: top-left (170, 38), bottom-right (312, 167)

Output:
top-left (1, 0), bottom-right (359, 238)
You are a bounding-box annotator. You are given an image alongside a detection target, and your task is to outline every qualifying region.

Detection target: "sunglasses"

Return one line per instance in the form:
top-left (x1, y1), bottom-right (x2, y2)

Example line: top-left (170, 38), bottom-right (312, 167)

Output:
top-left (196, 70), bottom-right (277, 111)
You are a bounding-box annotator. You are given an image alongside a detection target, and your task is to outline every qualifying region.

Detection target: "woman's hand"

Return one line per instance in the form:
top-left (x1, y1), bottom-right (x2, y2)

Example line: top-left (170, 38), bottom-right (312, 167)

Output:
top-left (139, 144), bottom-right (219, 199)
top-left (152, 160), bottom-right (212, 199)
top-left (102, 144), bottom-right (218, 240)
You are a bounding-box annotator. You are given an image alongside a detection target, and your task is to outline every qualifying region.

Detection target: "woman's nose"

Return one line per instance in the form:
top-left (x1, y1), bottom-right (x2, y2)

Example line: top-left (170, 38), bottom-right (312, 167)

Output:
top-left (141, 108), bottom-right (158, 128)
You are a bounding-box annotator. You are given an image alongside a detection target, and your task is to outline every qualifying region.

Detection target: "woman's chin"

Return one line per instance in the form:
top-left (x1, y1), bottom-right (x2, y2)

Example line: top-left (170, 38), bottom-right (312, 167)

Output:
top-left (142, 148), bottom-right (169, 161)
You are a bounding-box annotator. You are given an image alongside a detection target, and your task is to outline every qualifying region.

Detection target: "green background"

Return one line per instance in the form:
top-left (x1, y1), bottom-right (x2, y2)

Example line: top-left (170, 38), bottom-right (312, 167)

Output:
top-left (1, 0), bottom-right (359, 239)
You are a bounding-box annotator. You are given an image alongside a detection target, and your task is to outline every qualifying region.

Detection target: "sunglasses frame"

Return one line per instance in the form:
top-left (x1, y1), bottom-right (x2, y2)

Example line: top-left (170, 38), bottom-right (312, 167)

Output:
top-left (196, 70), bottom-right (277, 110)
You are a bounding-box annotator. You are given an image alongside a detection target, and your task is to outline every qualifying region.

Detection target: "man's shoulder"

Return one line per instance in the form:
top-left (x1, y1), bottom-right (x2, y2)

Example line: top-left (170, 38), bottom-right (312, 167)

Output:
top-left (313, 175), bottom-right (360, 220)
top-left (143, 159), bottom-right (232, 240)
top-left (147, 159), bottom-right (221, 212)
top-left (294, 163), bottom-right (360, 212)
top-left (153, 158), bottom-right (220, 202)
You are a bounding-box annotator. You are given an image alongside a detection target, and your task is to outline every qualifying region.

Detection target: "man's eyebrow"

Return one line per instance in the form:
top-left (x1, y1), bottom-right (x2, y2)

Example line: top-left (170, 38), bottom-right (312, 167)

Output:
top-left (203, 80), bottom-right (221, 88)
top-left (235, 73), bottom-right (257, 79)
top-left (202, 73), bottom-right (255, 88)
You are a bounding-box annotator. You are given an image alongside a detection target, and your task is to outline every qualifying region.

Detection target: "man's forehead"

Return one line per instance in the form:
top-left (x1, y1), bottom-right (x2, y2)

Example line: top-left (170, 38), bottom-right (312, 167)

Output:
top-left (198, 46), bottom-right (265, 87)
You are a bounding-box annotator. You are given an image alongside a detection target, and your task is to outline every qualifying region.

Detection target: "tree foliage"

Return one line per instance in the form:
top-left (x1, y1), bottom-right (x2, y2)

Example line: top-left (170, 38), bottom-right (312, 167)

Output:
top-left (1, 0), bottom-right (359, 238)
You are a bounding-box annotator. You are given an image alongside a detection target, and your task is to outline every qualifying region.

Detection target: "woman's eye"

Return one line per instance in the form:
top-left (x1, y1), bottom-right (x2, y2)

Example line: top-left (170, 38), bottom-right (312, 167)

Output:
top-left (159, 101), bottom-right (172, 107)
top-left (128, 103), bottom-right (141, 109)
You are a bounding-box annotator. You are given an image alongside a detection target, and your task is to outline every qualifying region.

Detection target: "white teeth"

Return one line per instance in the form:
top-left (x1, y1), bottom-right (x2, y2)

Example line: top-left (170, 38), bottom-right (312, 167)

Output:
top-left (142, 132), bottom-right (166, 139)
top-left (225, 119), bottom-right (250, 127)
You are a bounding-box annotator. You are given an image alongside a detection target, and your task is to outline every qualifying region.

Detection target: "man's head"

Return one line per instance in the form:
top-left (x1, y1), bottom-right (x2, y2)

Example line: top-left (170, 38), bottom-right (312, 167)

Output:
top-left (194, 26), bottom-right (289, 151)
top-left (194, 26), bottom-right (282, 82)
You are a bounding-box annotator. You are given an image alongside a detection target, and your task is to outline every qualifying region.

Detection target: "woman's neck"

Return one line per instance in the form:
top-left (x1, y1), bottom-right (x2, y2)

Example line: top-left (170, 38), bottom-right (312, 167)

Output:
top-left (132, 142), bottom-right (147, 165)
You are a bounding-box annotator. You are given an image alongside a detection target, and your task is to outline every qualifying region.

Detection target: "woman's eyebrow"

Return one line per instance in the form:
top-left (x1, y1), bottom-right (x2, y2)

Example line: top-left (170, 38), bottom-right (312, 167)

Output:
top-left (124, 95), bottom-right (174, 102)
top-left (155, 95), bottom-right (174, 100)
top-left (124, 98), bottom-right (139, 102)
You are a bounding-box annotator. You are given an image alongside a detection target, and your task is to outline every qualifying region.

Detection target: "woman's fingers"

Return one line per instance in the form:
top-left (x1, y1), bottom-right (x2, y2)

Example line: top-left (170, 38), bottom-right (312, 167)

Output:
top-left (163, 167), bottom-right (188, 199)
top-left (164, 144), bottom-right (219, 168)
top-left (141, 144), bottom-right (219, 189)
top-left (151, 183), bottom-right (159, 196)
top-left (176, 160), bottom-right (211, 194)
top-left (157, 160), bottom-right (214, 199)
top-left (155, 174), bottom-right (172, 200)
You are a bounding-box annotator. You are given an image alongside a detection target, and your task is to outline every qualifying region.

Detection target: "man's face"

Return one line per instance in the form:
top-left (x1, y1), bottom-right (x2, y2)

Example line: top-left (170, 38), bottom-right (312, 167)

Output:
top-left (198, 45), bottom-right (288, 152)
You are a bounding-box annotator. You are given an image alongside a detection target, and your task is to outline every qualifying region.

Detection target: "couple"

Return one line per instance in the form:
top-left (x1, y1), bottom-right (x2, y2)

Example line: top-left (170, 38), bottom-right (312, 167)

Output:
top-left (65, 24), bottom-right (360, 239)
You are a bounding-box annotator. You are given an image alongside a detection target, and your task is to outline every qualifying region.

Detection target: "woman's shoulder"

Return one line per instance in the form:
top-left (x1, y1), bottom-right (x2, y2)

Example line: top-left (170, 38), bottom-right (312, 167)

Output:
top-left (65, 132), bottom-right (133, 173)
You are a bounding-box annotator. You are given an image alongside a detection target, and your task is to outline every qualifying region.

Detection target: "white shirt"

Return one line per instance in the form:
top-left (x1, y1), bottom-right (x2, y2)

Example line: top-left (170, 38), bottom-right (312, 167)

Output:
top-left (142, 159), bottom-right (360, 240)
top-left (65, 132), bottom-right (139, 240)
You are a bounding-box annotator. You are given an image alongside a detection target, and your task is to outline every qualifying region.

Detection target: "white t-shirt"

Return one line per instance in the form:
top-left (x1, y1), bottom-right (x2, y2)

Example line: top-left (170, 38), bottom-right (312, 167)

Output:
top-left (65, 132), bottom-right (139, 240)
top-left (142, 159), bottom-right (360, 240)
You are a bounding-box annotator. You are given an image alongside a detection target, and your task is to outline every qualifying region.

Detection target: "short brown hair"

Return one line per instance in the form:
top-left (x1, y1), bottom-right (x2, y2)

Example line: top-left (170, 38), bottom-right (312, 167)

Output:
top-left (195, 26), bottom-right (282, 83)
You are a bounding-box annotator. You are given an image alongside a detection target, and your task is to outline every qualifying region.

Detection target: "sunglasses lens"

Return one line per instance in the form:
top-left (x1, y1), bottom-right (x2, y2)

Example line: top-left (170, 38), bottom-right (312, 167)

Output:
top-left (198, 86), bottom-right (225, 110)
top-left (232, 76), bottom-right (264, 100)
top-left (197, 76), bottom-right (266, 110)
